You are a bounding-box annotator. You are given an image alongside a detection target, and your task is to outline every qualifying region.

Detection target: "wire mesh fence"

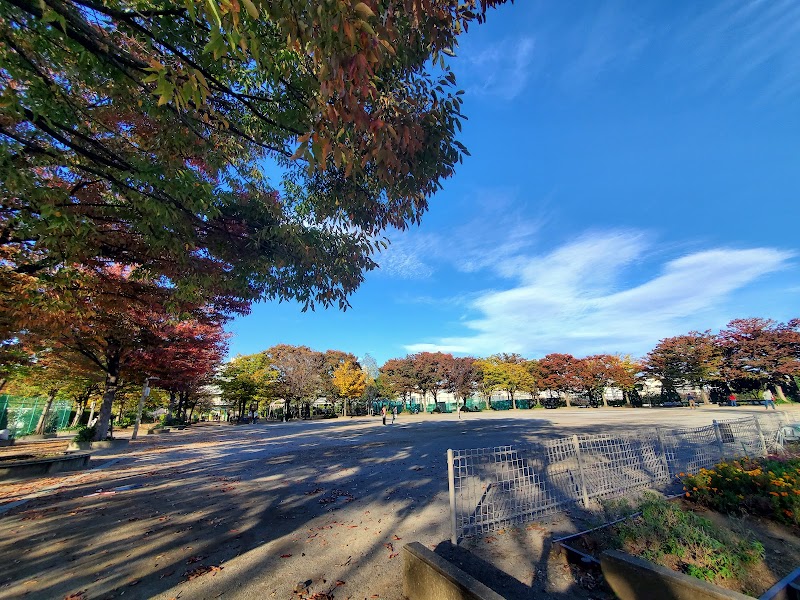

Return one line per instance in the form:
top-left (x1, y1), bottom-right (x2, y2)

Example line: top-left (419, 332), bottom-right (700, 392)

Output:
top-left (0, 395), bottom-right (74, 437)
top-left (447, 413), bottom-right (790, 543)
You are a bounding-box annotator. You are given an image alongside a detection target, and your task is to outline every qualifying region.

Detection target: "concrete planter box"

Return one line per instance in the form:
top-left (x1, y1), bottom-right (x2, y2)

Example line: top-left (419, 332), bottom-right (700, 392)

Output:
top-left (557, 509), bottom-right (800, 600)
top-left (0, 452), bottom-right (91, 480)
top-left (403, 542), bottom-right (503, 600)
top-left (602, 549), bottom-right (754, 600)
top-left (66, 439), bottom-right (129, 451)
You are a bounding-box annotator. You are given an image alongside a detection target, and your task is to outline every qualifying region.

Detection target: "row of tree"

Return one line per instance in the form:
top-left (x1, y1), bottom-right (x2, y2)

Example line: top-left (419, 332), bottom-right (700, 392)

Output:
top-left (1, 266), bottom-right (230, 436)
top-left (220, 318), bottom-right (800, 416)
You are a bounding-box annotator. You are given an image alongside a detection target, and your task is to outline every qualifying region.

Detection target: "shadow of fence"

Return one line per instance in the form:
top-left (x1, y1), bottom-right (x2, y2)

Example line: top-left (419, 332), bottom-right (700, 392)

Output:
top-left (448, 412), bottom-right (789, 543)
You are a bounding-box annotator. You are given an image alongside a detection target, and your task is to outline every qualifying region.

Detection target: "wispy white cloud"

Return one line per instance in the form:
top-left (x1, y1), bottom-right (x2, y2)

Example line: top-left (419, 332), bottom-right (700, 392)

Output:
top-left (404, 232), bottom-right (795, 358)
top-left (375, 188), bottom-right (547, 279)
top-left (372, 231), bottom-right (438, 280)
top-left (475, 0), bottom-right (800, 103)
top-left (460, 37), bottom-right (536, 100)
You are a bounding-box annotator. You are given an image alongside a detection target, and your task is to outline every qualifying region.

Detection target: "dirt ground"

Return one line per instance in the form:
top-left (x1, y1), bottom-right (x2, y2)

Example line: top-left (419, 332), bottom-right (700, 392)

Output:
top-left (0, 407), bottom-right (797, 600)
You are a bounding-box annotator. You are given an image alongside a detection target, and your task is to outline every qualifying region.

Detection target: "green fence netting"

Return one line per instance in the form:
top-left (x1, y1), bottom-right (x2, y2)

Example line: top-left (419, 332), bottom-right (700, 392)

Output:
top-left (0, 395), bottom-right (74, 437)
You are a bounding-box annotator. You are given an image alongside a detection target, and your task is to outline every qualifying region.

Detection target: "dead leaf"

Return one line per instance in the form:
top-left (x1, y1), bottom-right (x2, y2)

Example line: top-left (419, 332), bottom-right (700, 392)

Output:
top-left (389, 552), bottom-right (399, 559)
top-left (183, 565), bottom-right (222, 581)
top-left (186, 555), bottom-right (206, 564)
top-left (280, 554), bottom-right (292, 558)
top-left (393, 535), bottom-right (402, 540)
top-left (64, 591), bottom-right (87, 600)
top-left (128, 580), bottom-right (139, 586)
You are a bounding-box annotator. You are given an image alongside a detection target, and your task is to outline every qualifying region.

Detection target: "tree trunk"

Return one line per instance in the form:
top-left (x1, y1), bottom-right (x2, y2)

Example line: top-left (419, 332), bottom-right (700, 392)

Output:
top-left (93, 348), bottom-right (121, 441)
top-left (602, 390), bottom-right (608, 407)
top-left (87, 399), bottom-right (97, 426)
top-left (283, 398), bottom-right (289, 421)
top-left (176, 391), bottom-right (186, 422)
top-left (563, 391), bottom-right (572, 408)
top-left (71, 398), bottom-right (86, 427)
top-left (167, 390), bottom-right (176, 421)
top-left (775, 385), bottom-right (787, 402)
top-left (34, 391), bottom-right (57, 435)
top-left (510, 391), bottom-right (516, 410)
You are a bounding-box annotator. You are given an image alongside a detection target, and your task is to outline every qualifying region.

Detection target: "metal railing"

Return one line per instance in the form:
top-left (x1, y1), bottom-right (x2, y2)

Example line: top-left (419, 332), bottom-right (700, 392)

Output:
top-left (447, 413), bottom-right (790, 543)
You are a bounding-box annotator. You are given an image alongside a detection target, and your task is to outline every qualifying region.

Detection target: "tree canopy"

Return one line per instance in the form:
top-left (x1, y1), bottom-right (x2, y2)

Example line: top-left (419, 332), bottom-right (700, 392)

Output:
top-left (1, 0), bottom-right (508, 311)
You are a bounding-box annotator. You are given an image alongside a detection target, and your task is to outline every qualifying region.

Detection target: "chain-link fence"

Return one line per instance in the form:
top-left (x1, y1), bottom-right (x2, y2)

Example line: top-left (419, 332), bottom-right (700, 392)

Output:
top-left (0, 395), bottom-right (74, 437)
top-left (447, 413), bottom-right (790, 543)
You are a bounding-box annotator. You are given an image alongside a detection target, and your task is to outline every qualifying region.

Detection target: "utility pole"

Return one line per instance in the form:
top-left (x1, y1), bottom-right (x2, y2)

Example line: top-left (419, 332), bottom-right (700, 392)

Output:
top-left (132, 376), bottom-right (157, 440)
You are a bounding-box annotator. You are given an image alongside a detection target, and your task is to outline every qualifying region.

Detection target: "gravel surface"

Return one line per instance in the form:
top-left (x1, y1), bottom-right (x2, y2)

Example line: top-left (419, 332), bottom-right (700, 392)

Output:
top-left (0, 406), bottom-right (794, 600)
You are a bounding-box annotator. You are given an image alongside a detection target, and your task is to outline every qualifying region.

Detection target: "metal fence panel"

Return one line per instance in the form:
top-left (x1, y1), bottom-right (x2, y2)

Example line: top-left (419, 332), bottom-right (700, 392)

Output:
top-left (577, 431), bottom-right (670, 501)
top-left (660, 423), bottom-right (721, 477)
top-left (448, 413), bottom-right (786, 543)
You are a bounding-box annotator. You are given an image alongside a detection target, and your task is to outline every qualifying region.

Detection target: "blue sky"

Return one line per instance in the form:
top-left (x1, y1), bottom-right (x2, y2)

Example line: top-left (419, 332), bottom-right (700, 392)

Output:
top-left (228, 0), bottom-right (800, 365)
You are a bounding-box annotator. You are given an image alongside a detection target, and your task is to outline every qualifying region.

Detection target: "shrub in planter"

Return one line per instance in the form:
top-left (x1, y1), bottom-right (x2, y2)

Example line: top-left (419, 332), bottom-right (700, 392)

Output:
top-left (74, 425), bottom-right (96, 443)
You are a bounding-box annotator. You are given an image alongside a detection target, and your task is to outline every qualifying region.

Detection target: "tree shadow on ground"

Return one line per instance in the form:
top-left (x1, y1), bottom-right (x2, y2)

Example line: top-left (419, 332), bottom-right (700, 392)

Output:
top-left (0, 412), bottom-right (786, 599)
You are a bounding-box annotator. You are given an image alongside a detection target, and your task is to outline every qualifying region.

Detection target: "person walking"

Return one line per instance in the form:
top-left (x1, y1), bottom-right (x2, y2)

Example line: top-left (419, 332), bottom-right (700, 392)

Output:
top-left (391, 406), bottom-right (397, 424)
top-left (728, 392), bottom-right (738, 407)
top-left (687, 393), bottom-right (696, 410)
top-left (381, 405), bottom-right (387, 425)
top-left (763, 389), bottom-right (776, 410)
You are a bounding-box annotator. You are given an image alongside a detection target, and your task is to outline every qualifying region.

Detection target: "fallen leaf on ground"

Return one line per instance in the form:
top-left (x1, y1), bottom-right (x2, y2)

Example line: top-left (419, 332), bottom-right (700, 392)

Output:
top-left (128, 580), bottom-right (139, 586)
top-left (393, 535), bottom-right (402, 540)
top-left (280, 554), bottom-right (292, 558)
top-left (389, 553), bottom-right (399, 559)
top-left (183, 565), bottom-right (222, 581)
top-left (186, 555), bottom-right (206, 564)
top-left (64, 591), bottom-right (86, 599)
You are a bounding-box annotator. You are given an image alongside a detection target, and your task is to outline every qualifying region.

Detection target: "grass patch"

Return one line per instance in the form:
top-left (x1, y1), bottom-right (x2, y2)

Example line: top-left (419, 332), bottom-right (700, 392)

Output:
top-left (610, 494), bottom-right (763, 585)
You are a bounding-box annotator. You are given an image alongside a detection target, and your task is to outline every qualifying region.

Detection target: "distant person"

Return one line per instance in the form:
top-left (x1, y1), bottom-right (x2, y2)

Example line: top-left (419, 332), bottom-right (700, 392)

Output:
top-left (391, 406), bottom-right (397, 424)
top-left (728, 393), bottom-right (737, 407)
top-left (381, 406), bottom-right (387, 425)
top-left (763, 389), bottom-right (776, 410)
top-left (457, 402), bottom-right (462, 419)
top-left (687, 393), bottom-right (696, 409)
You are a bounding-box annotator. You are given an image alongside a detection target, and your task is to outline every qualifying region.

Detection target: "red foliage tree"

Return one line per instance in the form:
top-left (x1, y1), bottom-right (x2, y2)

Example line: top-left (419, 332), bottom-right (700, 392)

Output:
top-left (717, 318), bottom-right (797, 398)
top-left (538, 353), bottom-right (579, 407)
top-left (380, 357), bottom-right (417, 402)
top-left (17, 265), bottom-right (233, 440)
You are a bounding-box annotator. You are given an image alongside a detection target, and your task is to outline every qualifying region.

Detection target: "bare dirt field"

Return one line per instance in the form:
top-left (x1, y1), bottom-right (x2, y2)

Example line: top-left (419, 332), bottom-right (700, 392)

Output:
top-left (0, 405), bottom-right (795, 600)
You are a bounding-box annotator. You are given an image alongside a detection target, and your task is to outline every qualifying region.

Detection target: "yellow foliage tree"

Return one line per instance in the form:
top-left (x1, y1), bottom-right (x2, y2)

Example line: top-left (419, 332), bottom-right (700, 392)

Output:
top-left (332, 361), bottom-right (367, 416)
